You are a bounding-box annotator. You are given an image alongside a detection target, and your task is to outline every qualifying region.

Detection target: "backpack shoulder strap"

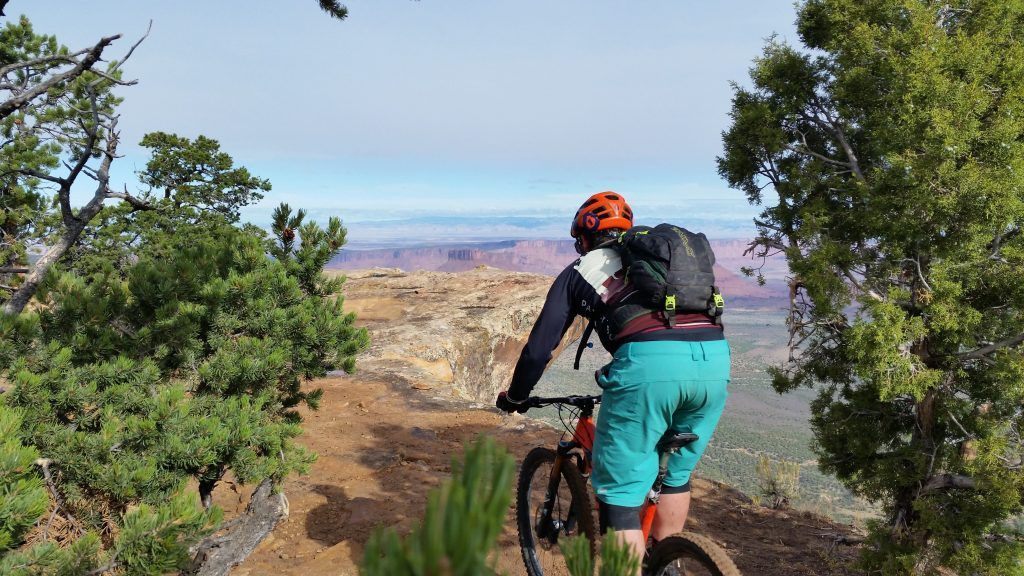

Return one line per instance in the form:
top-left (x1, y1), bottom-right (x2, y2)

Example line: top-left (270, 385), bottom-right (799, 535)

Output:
top-left (573, 319), bottom-right (595, 370)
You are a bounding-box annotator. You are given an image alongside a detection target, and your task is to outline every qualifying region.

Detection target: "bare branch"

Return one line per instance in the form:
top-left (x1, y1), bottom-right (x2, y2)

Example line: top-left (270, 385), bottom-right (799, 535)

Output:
top-left (2, 116), bottom-right (121, 316)
top-left (902, 257), bottom-right (933, 292)
top-left (920, 473), bottom-right (976, 494)
top-left (5, 168), bottom-right (64, 186)
top-left (784, 143), bottom-right (853, 169)
top-left (105, 186), bottom-right (156, 211)
top-left (810, 97), bottom-right (867, 183)
top-left (84, 68), bottom-right (139, 87)
top-left (89, 20), bottom-right (151, 90)
top-left (842, 268), bottom-right (885, 302)
top-left (958, 332), bottom-right (1024, 361)
top-left (34, 458), bottom-right (81, 534)
top-left (0, 50), bottom-right (85, 78)
top-left (0, 267), bottom-right (28, 273)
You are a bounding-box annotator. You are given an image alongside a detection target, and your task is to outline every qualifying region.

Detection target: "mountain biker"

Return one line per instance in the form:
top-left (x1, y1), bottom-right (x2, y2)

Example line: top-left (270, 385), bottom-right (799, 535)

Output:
top-left (495, 191), bottom-right (731, 568)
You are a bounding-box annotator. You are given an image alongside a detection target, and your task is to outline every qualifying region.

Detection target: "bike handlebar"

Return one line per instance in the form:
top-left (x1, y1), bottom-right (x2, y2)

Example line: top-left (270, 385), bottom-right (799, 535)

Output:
top-left (525, 394), bottom-right (602, 409)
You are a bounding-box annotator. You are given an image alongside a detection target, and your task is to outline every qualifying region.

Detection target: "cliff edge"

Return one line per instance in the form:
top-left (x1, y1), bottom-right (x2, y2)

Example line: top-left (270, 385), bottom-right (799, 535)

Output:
top-left (339, 266), bottom-right (585, 402)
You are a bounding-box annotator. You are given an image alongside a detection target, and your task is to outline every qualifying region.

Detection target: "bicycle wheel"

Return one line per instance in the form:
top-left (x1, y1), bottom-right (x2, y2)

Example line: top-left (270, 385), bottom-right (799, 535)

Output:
top-left (645, 532), bottom-right (741, 576)
top-left (516, 447), bottom-right (598, 576)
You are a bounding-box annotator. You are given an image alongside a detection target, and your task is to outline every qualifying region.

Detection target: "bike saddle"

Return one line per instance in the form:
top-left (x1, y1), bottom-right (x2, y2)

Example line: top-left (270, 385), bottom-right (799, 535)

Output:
top-left (657, 431), bottom-right (699, 453)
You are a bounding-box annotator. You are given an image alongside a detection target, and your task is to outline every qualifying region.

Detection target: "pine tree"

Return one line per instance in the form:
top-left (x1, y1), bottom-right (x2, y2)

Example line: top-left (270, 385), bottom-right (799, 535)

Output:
top-left (2, 214), bottom-right (368, 510)
top-left (719, 0), bottom-right (1024, 572)
top-left (69, 132), bottom-right (270, 278)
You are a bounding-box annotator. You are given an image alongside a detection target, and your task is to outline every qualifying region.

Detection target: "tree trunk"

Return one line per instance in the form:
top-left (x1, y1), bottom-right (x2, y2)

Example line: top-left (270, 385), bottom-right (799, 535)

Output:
top-left (2, 220), bottom-right (85, 315)
top-left (199, 478), bottom-right (216, 510)
top-left (184, 479), bottom-right (289, 576)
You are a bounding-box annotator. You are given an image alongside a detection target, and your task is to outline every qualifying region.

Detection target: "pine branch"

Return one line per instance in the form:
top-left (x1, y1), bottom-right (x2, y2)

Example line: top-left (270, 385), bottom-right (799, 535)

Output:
top-left (318, 0), bottom-right (348, 20)
top-left (0, 34), bottom-right (121, 121)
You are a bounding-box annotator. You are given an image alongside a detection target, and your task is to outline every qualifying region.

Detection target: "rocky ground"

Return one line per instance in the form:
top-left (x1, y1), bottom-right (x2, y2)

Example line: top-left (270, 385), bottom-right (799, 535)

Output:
top-left (223, 267), bottom-right (863, 576)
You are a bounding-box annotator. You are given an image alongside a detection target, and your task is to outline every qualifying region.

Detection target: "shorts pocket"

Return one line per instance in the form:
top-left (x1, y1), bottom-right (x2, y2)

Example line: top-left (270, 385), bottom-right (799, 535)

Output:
top-left (601, 382), bottom-right (642, 424)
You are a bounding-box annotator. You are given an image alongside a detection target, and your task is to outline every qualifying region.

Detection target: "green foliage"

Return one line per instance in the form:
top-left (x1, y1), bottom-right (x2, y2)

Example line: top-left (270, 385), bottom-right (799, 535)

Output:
top-left (70, 132), bottom-right (270, 277)
top-left (0, 214), bottom-right (366, 568)
top-left (755, 455), bottom-right (801, 510)
top-left (2, 215), bottom-right (367, 506)
top-left (137, 131), bottom-right (270, 221)
top-left (0, 400), bottom-right (219, 575)
top-left (361, 437), bottom-right (514, 576)
top-left (561, 532), bottom-right (640, 576)
top-left (0, 404), bottom-right (47, 553)
top-left (720, 0), bottom-right (1024, 572)
top-left (270, 203), bottom-right (349, 298)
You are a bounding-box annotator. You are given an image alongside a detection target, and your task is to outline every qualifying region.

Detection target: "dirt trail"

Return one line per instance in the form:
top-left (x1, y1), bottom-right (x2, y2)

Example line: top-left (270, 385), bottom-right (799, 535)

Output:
top-left (223, 268), bottom-right (863, 575)
top-left (225, 375), bottom-right (861, 576)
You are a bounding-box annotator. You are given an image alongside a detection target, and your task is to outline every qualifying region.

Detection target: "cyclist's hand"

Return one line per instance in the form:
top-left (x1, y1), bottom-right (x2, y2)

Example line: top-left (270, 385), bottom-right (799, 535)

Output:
top-left (496, 391), bottom-right (529, 414)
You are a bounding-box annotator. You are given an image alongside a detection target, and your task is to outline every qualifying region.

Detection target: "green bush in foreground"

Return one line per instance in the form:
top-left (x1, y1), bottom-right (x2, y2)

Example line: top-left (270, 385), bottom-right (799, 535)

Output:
top-left (360, 436), bottom-right (639, 576)
top-left (0, 210), bottom-right (367, 571)
top-left (562, 532), bottom-right (641, 576)
top-left (361, 437), bottom-right (514, 576)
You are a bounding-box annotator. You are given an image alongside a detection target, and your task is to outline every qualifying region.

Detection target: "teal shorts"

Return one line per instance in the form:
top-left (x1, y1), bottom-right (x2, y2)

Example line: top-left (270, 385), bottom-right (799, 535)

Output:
top-left (591, 339), bottom-right (730, 507)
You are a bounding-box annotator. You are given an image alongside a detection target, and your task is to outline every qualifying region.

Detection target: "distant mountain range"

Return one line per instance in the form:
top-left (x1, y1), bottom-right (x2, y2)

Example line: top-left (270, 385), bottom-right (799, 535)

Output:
top-left (328, 238), bottom-right (789, 308)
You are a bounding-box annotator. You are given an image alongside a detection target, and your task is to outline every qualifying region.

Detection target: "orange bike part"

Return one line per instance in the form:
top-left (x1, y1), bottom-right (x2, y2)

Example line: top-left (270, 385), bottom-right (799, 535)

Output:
top-left (573, 417), bottom-right (596, 450)
top-left (640, 501), bottom-right (658, 542)
top-left (570, 191), bottom-right (633, 238)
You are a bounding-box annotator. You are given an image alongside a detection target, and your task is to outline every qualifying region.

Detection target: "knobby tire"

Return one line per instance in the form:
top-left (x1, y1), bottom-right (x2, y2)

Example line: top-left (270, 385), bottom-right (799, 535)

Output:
top-left (516, 447), bottom-right (597, 576)
top-left (645, 532), bottom-right (742, 576)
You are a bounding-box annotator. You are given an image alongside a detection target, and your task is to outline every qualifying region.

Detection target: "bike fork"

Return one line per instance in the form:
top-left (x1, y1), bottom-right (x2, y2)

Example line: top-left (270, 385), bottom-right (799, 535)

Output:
top-left (537, 443), bottom-right (575, 541)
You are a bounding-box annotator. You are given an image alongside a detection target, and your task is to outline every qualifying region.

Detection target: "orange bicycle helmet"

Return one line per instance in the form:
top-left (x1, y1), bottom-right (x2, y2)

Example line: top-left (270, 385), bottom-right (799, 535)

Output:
top-left (570, 191), bottom-right (633, 239)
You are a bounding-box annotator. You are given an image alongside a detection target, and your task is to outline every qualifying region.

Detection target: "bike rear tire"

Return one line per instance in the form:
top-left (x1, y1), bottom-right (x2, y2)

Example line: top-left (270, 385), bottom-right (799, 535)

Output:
top-left (516, 447), bottom-right (598, 576)
top-left (645, 532), bottom-right (741, 576)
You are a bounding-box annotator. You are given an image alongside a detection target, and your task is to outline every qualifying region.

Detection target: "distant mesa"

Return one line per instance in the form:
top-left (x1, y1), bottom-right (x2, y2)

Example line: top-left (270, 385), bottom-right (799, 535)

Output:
top-left (329, 239), bottom-right (788, 307)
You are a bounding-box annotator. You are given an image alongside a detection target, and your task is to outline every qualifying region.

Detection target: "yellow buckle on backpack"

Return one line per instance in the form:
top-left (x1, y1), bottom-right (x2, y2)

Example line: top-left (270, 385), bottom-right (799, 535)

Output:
top-left (713, 293), bottom-right (725, 309)
top-left (665, 295), bottom-right (677, 311)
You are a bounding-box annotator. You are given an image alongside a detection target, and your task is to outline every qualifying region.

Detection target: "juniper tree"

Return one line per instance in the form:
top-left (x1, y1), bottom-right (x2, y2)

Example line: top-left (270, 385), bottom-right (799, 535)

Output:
top-left (719, 0), bottom-right (1024, 573)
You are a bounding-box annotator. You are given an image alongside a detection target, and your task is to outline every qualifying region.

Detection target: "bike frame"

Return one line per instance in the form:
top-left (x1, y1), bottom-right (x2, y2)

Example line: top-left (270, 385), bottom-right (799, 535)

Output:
top-left (543, 398), bottom-right (664, 543)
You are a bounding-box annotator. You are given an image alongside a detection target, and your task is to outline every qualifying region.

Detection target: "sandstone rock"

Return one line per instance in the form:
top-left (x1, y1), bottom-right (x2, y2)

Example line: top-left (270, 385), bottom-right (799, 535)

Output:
top-left (340, 267), bottom-right (584, 402)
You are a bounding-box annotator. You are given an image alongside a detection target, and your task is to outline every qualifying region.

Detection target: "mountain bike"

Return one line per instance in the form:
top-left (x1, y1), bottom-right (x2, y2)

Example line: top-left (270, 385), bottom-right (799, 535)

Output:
top-left (515, 394), bottom-right (741, 576)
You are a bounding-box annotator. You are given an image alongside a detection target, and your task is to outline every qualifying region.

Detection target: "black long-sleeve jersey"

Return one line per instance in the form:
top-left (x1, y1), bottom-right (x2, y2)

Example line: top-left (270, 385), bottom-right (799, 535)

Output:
top-left (506, 247), bottom-right (723, 402)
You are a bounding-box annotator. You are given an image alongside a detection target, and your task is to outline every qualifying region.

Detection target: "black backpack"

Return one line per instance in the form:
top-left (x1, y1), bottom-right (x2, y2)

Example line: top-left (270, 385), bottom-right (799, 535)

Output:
top-left (573, 223), bottom-right (724, 369)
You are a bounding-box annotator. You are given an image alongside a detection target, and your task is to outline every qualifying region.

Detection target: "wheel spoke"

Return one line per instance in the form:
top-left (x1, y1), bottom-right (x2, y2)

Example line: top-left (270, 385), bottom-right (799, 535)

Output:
top-left (516, 447), bottom-right (597, 576)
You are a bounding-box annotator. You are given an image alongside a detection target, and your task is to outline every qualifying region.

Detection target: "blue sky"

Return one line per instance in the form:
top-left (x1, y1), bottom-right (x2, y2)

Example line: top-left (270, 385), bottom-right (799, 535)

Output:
top-left (20, 1), bottom-right (796, 243)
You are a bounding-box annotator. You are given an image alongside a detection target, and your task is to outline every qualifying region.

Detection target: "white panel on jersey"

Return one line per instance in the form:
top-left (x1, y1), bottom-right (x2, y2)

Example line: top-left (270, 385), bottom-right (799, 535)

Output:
top-left (573, 247), bottom-right (622, 297)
